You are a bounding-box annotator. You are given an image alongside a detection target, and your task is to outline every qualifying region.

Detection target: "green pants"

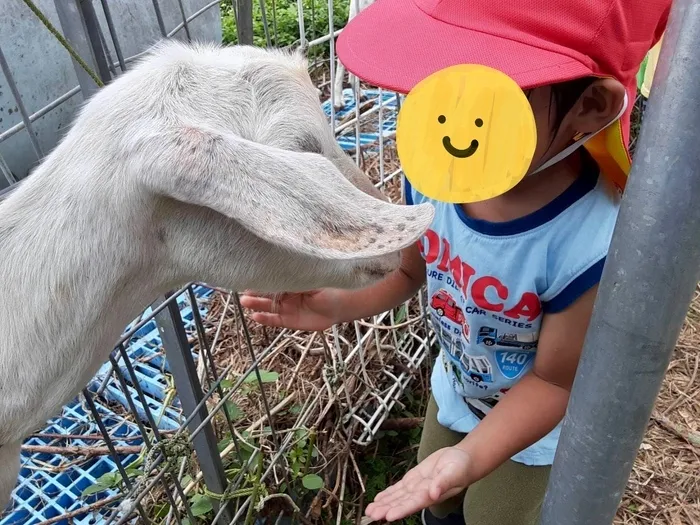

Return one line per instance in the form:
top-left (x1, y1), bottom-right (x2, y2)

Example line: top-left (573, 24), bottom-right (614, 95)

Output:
top-left (418, 395), bottom-right (551, 525)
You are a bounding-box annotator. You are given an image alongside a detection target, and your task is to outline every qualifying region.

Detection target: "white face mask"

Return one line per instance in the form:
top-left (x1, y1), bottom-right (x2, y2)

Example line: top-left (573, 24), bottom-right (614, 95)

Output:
top-left (529, 91), bottom-right (629, 176)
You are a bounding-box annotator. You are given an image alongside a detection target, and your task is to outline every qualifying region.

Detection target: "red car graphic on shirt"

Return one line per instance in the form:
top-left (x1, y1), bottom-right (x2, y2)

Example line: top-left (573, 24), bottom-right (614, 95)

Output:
top-left (431, 289), bottom-right (465, 325)
top-left (462, 320), bottom-right (470, 341)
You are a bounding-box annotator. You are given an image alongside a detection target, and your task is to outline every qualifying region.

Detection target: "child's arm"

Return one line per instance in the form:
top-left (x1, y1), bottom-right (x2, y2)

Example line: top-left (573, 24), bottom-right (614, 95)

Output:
top-left (364, 285), bottom-right (599, 522)
top-left (240, 242), bottom-right (426, 331)
top-left (456, 284), bottom-right (597, 481)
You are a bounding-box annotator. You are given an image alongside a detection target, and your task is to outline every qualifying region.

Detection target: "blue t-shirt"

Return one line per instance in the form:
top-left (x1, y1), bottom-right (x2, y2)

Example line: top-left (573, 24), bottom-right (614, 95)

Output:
top-left (405, 162), bottom-right (620, 466)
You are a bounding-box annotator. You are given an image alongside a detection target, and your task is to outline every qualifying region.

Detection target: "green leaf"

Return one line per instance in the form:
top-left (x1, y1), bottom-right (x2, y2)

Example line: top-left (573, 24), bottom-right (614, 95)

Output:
top-left (97, 472), bottom-right (121, 486)
top-left (190, 494), bottom-right (213, 517)
top-left (301, 473), bottom-right (324, 491)
top-left (220, 379), bottom-right (234, 389)
top-left (243, 370), bottom-right (279, 384)
top-left (82, 483), bottom-right (107, 496)
top-left (181, 519), bottom-right (191, 525)
top-left (82, 472), bottom-right (121, 495)
top-left (181, 475), bottom-right (193, 487)
top-left (217, 437), bottom-right (232, 452)
top-left (395, 304), bottom-right (408, 324)
top-left (153, 503), bottom-right (171, 519)
top-left (224, 401), bottom-right (243, 420)
top-left (289, 404), bottom-right (302, 415)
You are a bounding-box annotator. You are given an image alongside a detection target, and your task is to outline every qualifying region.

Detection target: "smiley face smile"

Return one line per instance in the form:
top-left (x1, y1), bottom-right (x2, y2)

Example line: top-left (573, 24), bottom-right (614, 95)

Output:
top-left (442, 137), bottom-right (479, 158)
top-left (439, 115), bottom-right (483, 158)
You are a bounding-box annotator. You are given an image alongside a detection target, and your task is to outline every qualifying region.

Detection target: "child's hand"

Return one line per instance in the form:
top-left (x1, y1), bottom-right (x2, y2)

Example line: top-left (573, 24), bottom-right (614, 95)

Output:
top-left (364, 446), bottom-right (472, 522)
top-left (239, 290), bottom-right (342, 332)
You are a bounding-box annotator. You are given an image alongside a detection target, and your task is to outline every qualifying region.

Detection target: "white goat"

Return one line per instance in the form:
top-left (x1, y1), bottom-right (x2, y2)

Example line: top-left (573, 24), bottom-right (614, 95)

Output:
top-left (333, 0), bottom-right (376, 109)
top-left (0, 40), bottom-right (433, 511)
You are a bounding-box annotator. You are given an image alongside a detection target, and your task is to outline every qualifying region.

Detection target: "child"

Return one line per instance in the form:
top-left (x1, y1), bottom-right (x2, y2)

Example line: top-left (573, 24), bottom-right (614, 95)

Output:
top-left (241, 1), bottom-right (670, 523)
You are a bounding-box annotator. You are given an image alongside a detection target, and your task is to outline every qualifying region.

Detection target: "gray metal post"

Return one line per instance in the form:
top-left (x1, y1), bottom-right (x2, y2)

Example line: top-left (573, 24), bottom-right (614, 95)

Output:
top-left (53, 0), bottom-right (104, 97)
top-left (236, 0), bottom-right (254, 45)
top-left (78, 0), bottom-right (112, 82)
top-left (154, 295), bottom-right (234, 524)
top-left (540, 1), bottom-right (700, 524)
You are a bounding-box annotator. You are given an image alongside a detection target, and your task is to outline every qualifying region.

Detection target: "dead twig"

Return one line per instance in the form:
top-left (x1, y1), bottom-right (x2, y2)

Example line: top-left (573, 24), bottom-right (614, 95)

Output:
top-left (36, 494), bottom-right (122, 525)
top-left (21, 444), bottom-right (143, 457)
top-left (30, 432), bottom-right (155, 442)
top-left (652, 414), bottom-right (700, 448)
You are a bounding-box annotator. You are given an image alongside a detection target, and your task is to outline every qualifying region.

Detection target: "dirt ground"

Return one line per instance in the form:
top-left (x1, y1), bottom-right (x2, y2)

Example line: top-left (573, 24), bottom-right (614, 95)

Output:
top-left (614, 289), bottom-right (700, 524)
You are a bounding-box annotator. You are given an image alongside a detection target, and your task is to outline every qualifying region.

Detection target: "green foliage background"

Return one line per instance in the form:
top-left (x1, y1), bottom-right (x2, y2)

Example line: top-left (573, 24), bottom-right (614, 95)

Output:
top-left (221, 0), bottom-right (349, 50)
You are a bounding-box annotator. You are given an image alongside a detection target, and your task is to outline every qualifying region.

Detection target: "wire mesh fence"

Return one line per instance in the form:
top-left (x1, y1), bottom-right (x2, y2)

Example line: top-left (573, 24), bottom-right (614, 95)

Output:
top-left (0, 0), bottom-right (436, 523)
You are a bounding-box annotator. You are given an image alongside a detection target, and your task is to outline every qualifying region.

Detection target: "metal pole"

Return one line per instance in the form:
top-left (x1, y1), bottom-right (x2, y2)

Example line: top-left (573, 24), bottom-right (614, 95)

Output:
top-left (0, 43), bottom-right (44, 160)
top-left (236, 0), bottom-right (254, 45)
top-left (540, 1), bottom-right (700, 524)
top-left (154, 295), bottom-right (234, 525)
top-left (53, 0), bottom-right (103, 97)
top-left (78, 0), bottom-right (112, 83)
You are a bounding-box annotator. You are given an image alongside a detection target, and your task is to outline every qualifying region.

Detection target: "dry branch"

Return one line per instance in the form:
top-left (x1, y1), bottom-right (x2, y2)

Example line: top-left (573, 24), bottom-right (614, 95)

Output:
top-left (36, 495), bottom-right (122, 525)
top-left (652, 414), bottom-right (700, 448)
top-left (22, 444), bottom-right (143, 457)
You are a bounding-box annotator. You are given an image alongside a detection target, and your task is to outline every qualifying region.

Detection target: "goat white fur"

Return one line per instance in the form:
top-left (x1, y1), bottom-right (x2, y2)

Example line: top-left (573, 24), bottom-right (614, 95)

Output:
top-left (0, 40), bottom-right (433, 511)
top-left (333, 0), bottom-right (376, 109)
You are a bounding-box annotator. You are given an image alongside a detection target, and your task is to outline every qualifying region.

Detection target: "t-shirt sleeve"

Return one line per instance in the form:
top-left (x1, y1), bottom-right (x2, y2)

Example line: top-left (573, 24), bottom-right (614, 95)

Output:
top-left (540, 187), bottom-right (620, 314)
top-left (403, 175), bottom-right (426, 206)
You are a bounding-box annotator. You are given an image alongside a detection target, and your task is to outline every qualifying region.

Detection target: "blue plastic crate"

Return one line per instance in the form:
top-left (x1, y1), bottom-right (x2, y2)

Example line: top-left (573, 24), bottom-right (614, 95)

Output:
top-left (1, 401), bottom-right (142, 525)
top-left (322, 88), bottom-right (402, 152)
top-left (89, 285), bottom-right (215, 431)
top-left (1, 285), bottom-right (214, 525)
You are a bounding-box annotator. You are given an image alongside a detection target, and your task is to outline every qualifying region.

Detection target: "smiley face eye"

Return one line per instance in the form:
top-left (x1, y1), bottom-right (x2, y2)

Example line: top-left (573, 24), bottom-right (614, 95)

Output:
top-left (438, 115), bottom-right (446, 124)
top-left (475, 118), bottom-right (483, 127)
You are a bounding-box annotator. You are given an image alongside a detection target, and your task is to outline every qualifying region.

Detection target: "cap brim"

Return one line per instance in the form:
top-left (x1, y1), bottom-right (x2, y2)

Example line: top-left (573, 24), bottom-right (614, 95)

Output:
top-left (337, 0), bottom-right (593, 93)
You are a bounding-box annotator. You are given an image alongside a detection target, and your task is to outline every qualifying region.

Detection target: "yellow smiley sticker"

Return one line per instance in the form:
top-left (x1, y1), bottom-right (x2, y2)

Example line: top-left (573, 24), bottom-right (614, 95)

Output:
top-left (397, 64), bottom-right (537, 204)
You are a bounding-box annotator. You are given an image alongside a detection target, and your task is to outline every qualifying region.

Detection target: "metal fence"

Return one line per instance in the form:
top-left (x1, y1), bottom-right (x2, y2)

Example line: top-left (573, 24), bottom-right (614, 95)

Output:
top-left (0, 1), bottom-right (434, 523)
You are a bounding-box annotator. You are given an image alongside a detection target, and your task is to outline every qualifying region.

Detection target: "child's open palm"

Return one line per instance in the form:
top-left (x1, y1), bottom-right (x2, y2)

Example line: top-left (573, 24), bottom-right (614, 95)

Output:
top-left (364, 446), bottom-right (472, 522)
top-left (239, 290), bottom-right (342, 332)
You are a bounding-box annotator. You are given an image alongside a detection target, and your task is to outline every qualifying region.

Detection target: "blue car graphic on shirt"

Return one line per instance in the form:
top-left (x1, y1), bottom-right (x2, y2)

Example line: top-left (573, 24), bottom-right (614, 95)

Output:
top-left (476, 326), bottom-right (538, 350)
top-left (459, 353), bottom-right (493, 383)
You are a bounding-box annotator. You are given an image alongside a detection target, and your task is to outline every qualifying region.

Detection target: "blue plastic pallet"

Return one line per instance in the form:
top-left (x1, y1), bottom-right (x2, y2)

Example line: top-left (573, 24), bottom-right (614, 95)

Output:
top-left (1, 401), bottom-right (142, 525)
top-left (322, 88), bottom-right (402, 152)
top-left (1, 285), bottom-right (214, 525)
top-left (90, 285), bottom-right (215, 432)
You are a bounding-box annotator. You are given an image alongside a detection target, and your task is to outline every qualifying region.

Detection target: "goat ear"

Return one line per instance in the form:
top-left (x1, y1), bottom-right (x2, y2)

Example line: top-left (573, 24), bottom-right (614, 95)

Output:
top-left (141, 126), bottom-right (434, 260)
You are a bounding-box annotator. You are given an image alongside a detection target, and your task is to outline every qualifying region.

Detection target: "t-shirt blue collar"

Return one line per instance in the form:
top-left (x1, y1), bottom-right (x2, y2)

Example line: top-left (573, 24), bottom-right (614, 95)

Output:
top-left (452, 160), bottom-right (600, 237)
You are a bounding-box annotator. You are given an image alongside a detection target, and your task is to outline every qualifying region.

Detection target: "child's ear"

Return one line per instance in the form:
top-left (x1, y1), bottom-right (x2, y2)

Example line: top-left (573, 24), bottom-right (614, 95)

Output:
top-left (572, 78), bottom-right (626, 134)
